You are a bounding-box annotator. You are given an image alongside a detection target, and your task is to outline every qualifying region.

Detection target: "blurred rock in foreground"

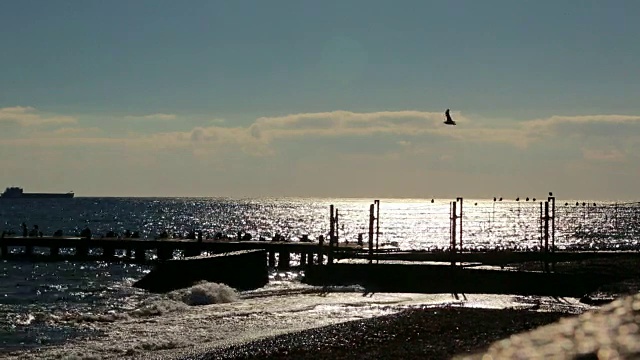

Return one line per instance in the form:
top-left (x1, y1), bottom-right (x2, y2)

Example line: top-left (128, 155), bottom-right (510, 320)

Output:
top-left (458, 293), bottom-right (640, 359)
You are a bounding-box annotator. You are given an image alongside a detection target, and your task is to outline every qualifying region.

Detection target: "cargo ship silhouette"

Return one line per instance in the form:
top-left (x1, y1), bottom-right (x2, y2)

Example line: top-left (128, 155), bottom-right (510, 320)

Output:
top-left (1, 187), bottom-right (74, 199)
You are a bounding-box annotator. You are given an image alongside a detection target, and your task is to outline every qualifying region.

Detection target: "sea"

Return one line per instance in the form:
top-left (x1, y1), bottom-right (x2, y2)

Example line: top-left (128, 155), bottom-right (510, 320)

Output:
top-left (1, 197), bottom-right (639, 359)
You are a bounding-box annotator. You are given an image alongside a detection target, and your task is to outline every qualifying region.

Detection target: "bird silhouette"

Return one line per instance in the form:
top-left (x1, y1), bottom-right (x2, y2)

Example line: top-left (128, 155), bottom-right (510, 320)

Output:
top-left (444, 109), bottom-right (456, 126)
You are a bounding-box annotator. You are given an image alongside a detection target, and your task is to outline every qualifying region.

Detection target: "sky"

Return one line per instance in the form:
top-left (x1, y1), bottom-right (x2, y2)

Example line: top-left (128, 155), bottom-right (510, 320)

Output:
top-left (1, 0), bottom-right (639, 200)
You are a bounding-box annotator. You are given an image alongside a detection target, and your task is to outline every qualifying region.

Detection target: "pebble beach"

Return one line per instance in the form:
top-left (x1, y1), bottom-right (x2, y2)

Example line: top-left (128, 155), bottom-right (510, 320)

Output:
top-left (170, 256), bottom-right (640, 360)
top-left (173, 307), bottom-right (567, 360)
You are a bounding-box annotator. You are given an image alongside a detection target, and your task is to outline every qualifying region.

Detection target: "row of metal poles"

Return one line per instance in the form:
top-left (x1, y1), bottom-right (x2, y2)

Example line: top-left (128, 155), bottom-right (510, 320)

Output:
top-left (326, 201), bottom-right (381, 265)
top-left (326, 196), bottom-right (557, 266)
top-left (449, 196), bottom-right (557, 253)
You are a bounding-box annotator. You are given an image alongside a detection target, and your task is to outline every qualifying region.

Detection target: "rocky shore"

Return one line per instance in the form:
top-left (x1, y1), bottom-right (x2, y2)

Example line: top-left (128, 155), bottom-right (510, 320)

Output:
top-left (175, 307), bottom-right (568, 360)
top-left (169, 254), bottom-right (640, 360)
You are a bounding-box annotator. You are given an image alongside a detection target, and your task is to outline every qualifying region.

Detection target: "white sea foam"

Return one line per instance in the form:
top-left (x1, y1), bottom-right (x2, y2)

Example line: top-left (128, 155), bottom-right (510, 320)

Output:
top-left (63, 311), bottom-right (131, 323)
top-left (165, 281), bottom-right (239, 305)
top-left (14, 313), bottom-right (36, 326)
top-left (129, 299), bottom-right (189, 318)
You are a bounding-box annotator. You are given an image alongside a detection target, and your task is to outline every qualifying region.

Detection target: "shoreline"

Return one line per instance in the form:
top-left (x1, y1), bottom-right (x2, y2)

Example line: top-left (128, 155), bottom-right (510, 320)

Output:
top-left (171, 307), bottom-right (570, 360)
top-left (170, 255), bottom-right (640, 360)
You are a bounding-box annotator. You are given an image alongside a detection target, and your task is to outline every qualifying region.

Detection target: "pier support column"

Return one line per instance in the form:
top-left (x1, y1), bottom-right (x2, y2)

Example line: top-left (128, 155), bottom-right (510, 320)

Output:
top-left (300, 252), bottom-right (307, 266)
top-left (102, 247), bottom-right (115, 260)
top-left (306, 252), bottom-right (314, 265)
top-left (0, 236), bottom-right (7, 258)
top-left (318, 236), bottom-right (324, 265)
top-left (278, 251), bottom-right (290, 270)
top-left (184, 246), bottom-right (201, 258)
top-left (135, 248), bottom-right (146, 263)
top-left (50, 246), bottom-right (60, 257)
top-left (268, 251), bottom-right (276, 268)
top-left (25, 245), bottom-right (33, 257)
top-left (76, 244), bottom-right (89, 259)
top-left (157, 247), bottom-right (173, 261)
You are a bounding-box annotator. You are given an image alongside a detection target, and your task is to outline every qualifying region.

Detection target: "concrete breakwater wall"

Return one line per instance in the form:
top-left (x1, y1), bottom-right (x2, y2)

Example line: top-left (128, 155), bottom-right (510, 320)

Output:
top-left (303, 263), bottom-right (620, 297)
top-left (133, 250), bottom-right (269, 293)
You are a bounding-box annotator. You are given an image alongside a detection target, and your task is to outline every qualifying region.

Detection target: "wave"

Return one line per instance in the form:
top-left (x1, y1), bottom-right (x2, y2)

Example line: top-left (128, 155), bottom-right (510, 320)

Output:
top-left (44, 281), bottom-right (239, 324)
top-left (165, 281), bottom-right (238, 306)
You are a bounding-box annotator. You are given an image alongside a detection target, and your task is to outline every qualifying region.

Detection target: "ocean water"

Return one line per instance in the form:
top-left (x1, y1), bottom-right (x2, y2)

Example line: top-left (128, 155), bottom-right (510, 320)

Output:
top-left (0, 197), bottom-right (638, 359)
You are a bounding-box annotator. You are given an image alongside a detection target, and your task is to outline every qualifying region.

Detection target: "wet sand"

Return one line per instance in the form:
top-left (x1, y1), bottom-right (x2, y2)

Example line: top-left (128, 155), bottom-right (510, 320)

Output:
top-left (175, 307), bottom-right (567, 360)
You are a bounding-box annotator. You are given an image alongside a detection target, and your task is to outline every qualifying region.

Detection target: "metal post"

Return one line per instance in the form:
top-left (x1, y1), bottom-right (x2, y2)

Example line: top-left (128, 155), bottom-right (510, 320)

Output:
top-left (451, 201), bottom-right (457, 266)
top-left (614, 202), bottom-right (618, 235)
top-left (328, 205), bottom-right (334, 265)
top-left (544, 201), bottom-right (550, 273)
top-left (548, 196), bottom-right (555, 252)
top-left (374, 200), bottom-right (380, 263)
top-left (369, 204), bottom-right (374, 264)
top-left (544, 201), bottom-right (549, 252)
top-left (335, 209), bottom-right (339, 248)
top-left (457, 197), bottom-right (463, 252)
top-left (539, 201), bottom-right (543, 250)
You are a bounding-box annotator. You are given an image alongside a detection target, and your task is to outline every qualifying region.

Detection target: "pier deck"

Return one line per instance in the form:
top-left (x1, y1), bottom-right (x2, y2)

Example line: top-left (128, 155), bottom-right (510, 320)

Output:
top-left (2, 235), bottom-right (639, 269)
top-left (3, 234), bottom-right (639, 297)
top-left (0, 235), bottom-right (366, 268)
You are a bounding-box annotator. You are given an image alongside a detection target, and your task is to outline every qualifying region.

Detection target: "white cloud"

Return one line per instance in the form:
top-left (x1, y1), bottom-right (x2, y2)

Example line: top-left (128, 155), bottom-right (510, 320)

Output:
top-left (0, 106), bottom-right (77, 126)
top-left (247, 110), bottom-right (543, 148)
top-left (581, 148), bottom-right (626, 162)
top-left (523, 114), bottom-right (640, 138)
top-left (3, 109), bottom-right (640, 162)
top-left (2, 108), bottom-right (640, 198)
top-left (51, 127), bottom-right (103, 136)
top-left (123, 113), bottom-right (177, 121)
top-left (250, 110), bottom-right (446, 139)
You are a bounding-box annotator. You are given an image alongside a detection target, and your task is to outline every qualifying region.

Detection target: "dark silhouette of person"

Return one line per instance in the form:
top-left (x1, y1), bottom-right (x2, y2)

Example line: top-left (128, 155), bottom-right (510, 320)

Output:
top-left (80, 226), bottom-right (92, 240)
top-left (444, 109), bottom-right (456, 125)
top-left (21, 222), bottom-right (28, 237)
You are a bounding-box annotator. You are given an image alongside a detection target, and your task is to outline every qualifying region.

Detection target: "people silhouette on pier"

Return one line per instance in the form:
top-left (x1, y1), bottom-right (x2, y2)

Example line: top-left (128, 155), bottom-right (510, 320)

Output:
top-left (21, 223), bottom-right (28, 237)
top-left (80, 226), bottom-right (92, 239)
top-left (29, 225), bottom-right (39, 237)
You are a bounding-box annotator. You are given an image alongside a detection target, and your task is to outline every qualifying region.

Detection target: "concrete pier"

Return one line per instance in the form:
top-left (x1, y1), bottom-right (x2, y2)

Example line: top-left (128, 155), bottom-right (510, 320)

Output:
top-left (303, 263), bottom-right (621, 297)
top-left (0, 235), bottom-right (364, 267)
top-left (133, 250), bottom-right (269, 293)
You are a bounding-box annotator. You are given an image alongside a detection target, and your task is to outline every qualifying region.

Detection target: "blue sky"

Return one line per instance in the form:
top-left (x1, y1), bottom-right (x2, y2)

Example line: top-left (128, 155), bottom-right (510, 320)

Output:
top-left (1, 1), bottom-right (639, 199)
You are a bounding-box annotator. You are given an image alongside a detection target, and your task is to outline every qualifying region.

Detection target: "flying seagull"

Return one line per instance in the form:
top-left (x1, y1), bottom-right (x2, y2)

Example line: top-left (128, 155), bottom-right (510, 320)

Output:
top-left (444, 109), bottom-right (456, 125)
